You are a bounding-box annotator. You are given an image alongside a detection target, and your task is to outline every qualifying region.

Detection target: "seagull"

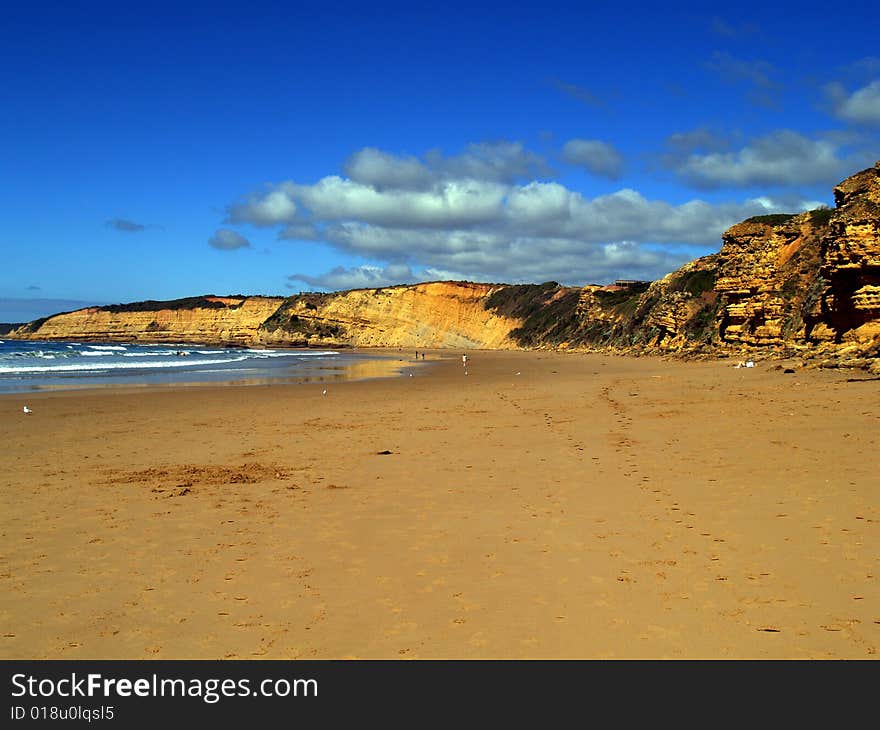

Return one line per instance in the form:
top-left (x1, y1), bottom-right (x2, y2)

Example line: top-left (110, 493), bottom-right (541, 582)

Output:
top-left (322, 389), bottom-right (327, 395)
top-left (22, 405), bottom-right (32, 414)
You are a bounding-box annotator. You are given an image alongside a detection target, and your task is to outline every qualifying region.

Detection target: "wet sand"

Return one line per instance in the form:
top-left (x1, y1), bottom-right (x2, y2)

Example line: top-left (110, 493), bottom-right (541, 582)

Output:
top-left (1, 349), bottom-right (877, 658)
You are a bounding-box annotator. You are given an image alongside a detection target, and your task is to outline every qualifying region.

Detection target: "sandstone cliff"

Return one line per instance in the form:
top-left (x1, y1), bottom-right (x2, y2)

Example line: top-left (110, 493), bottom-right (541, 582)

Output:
top-left (14, 296), bottom-right (287, 346)
top-left (504, 160), bottom-right (880, 366)
top-left (10, 161), bottom-right (880, 367)
top-left (821, 161), bottom-right (880, 347)
top-left (259, 281), bottom-right (518, 349)
top-left (10, 285), bottom-right (520, 350)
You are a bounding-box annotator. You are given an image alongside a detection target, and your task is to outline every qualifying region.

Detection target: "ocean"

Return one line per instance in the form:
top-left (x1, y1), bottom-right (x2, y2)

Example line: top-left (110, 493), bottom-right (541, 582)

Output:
top-left (0, 340), bottom-right (415, 393)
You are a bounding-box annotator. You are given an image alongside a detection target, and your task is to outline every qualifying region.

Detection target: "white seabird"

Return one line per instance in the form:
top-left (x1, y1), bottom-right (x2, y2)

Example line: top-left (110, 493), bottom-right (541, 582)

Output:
top-left (23, 405), bottom-right (32, 414)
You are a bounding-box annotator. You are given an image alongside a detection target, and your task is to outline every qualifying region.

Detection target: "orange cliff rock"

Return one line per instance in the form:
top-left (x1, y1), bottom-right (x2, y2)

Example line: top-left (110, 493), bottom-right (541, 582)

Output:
top-left (12, 296), bottom-right (286, 346)
top-left (713, 160), bottom-right (880, 352)
top-left (261, 281), bottom-right (518, 349)
top-left (562, 159), bottom-right (880, 361)
top-left (714, 214), bottom-right (826, 347)
top-left (821, 160), bottom-right (880, 345)
top-left (10, 283), bottom-right (521, 349)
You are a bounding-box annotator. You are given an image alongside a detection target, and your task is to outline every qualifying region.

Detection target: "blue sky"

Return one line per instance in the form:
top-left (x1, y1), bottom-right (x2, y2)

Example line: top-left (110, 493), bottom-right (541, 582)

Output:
top-left (2, 1), bottom-right (878, 322)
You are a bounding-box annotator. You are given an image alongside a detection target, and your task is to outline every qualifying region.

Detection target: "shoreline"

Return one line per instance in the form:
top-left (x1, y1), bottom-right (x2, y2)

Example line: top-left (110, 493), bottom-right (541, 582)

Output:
top-left (2, 349), bottom-right (877, 658)
top-left (0, 345), bottom-right (438, 396)
top-left (0, 333), bottom-right (357, 350)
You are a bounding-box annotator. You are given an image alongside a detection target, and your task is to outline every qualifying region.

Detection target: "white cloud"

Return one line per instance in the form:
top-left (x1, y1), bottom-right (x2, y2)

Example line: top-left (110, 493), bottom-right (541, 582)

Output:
top-left (561, 139), bottom-right (623, 179)
top-left (341, 141), bottom-right (549, 191)
top-left (426, 141), bottom-right (552, 183)
top-left (289, 264), bottom-right (419, 291)
top-left (224, 141), bottom-right (827, 286)
top-left (826, 80), bottom-right (880, 124)
top-left (288, 262), bottom-right (482, 292)
top-left (305, 188), bottom-right (793, 284)
top-left (228, 187), bottom-right (298, 226)
top-left (344, 147), bottom-right (432, 190)
top-left (506, 182), bottom-right (572, 228)
top-left (230, 142), bottom-right (551, 233)
top-left (291, 176), bottom-right (508, 228)
top-left (208, 229), bottom-right (251, 250)
top-left (670, 130), bottom-right (863, 188)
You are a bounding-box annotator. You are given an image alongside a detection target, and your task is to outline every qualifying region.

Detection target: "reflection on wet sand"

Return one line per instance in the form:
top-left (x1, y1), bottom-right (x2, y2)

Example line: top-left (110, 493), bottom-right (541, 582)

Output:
top-left (211, 356), bottom-right (419, 387)
top-left (21, 354), bottom-right (422, 391)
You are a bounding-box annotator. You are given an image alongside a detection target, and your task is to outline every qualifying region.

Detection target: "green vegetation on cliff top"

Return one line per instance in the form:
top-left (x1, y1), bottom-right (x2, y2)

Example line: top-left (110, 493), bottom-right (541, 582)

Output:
top-left (99, 295), bottom-right (247, 313)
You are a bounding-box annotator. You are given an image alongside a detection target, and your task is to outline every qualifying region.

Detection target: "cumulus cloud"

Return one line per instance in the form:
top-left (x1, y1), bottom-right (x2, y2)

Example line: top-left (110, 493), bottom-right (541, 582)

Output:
top-left (426, 141), bottom-right (552, 183)
top-left (295, 176), bottom-right (509, 229)
top-left (106, 218), bottom-right (147, 232)
top-left (228, 188), bottom-right (297, 226)
top-left (224, 142), bottom-right (823, 286)
top-left (826, 80), bottom-right (880, 124)
top-left (314, 222), bottom-right (702, 285)
top-left (668, 130), bottom-right (868, 188)
top-left (314, 184), bottom-right (790, 250)
top-left (289, 264), bottom-right (419, 291)
top-left (208, 229), bottom-right (251, 250)
top-left (229, 142), bottom-right (550, 232)
top-left (561, 139), bottom-right (623, 178)
top-left (344, 148), bottom-right (431, 190)
top-left (288, 263), bottom-right (477, 292)
top-left (343, 141), bottom-right (550, 190)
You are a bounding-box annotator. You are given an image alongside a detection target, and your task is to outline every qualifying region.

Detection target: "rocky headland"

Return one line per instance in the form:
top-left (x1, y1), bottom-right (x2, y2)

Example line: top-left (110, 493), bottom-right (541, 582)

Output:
top-left (10, 161), bottom-right (880, 371)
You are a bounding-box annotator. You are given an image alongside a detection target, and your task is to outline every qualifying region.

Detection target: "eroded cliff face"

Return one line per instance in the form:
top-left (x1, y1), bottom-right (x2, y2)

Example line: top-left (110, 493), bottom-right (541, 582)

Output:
top-left (13, 296), bottom-right (286, 345)
top-left (712, 160), bottom-right (880, 355)
top-left (484, 161), bottom-right (880, 364)
top-left (821, 162), bottom-right (880, 345)
top-left (10, 162), bottom-right (880, 366)
top-left (11, 284), bottom-right (520, 349)
top-left (260, 281), bottom-right (518, 348)
top-left (500, 258), bottom-right (720, 353)
top-left (714, 214), bottom-right (826, 348)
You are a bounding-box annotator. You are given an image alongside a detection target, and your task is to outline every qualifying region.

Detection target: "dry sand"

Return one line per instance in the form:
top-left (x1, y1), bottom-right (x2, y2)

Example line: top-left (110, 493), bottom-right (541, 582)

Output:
top-left (1, 350), bottom-right (877, 659)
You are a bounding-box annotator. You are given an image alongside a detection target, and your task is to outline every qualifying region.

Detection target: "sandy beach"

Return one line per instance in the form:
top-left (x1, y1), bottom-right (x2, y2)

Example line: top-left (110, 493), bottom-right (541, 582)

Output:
top-left (1, 349), bottom-right (877, 659)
